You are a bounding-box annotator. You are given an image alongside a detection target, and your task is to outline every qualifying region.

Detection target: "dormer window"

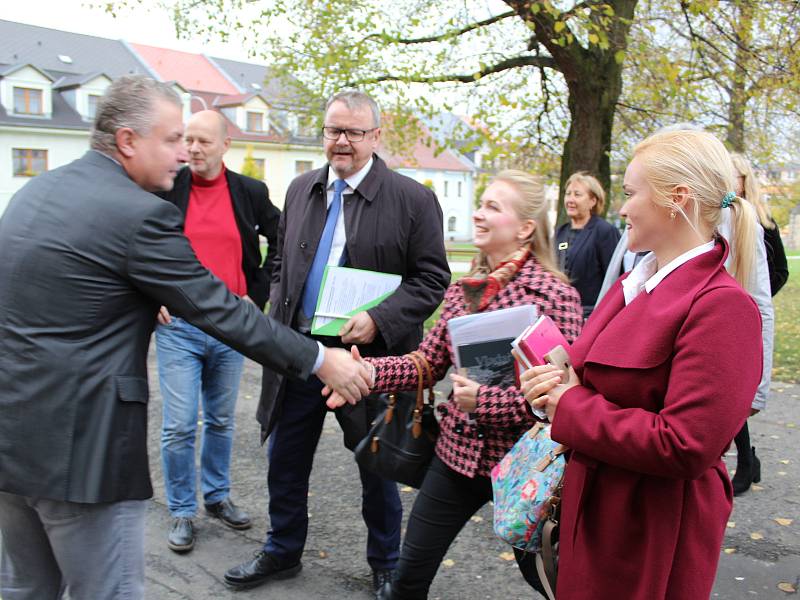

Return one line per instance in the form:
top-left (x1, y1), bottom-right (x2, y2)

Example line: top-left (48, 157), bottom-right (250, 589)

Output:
top-left (13, 87), bottom-right (43, 115)
top-left (246, 111), bottom-right (264, 132)
top-left (87, 94), bottom-right (101, 120)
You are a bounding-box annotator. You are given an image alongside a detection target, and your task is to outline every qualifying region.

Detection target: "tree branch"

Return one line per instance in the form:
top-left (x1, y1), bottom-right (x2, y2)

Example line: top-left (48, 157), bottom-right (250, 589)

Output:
top-left (349, 54), bottom-right (558, 86)
top-left (360, 10), bottom-right (516, 45)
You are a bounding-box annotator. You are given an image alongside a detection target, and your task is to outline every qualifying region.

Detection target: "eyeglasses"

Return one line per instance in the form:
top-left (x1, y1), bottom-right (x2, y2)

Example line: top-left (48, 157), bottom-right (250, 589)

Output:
top-left (321, 126), bottom-right (377, 142)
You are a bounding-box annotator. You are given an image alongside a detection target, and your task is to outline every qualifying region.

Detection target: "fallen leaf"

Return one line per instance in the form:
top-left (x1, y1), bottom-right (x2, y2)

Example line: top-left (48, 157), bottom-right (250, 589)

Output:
top-left (779, 471), bottom-right (788, 476)
top-left (751, 484), bottom-right (764, 491)
top-left (771, 434), bottom-right (781, 439)
top-left (780, 459), bottom-right (791, 465)
top-left (774, 518), bottom-right (793, 526)
top-left (777, 582), bottom-right (797, 593)
top-left (245, 394), bottom-right (252, 399)
top-left (470, 515), bottom-right (484, 523)
top-left (442, 559), bottom-right (455, 567)
top-left (319, 551), bottom-right (328, 559)
top-left (499, 552), bottom-right (515, 561)
top-left (735, 576), bottom-right (745, 581)
top-left (723, 548), bottom-right (736, 554)
top-left (750, 532), bottom-right (764, 540)
top-left (401, 486), bottom-right (413, 493)
top-left (727, 521), bottom-right (736, 528)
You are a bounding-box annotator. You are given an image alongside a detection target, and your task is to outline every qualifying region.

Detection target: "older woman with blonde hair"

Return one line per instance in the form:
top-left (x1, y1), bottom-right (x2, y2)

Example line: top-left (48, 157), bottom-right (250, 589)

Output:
top-left (522, 130), bottom-right (763, 599)
top-left (556, 171), bottom-right (620, 319)
top-left (328, 170), bottom-right (583, 599)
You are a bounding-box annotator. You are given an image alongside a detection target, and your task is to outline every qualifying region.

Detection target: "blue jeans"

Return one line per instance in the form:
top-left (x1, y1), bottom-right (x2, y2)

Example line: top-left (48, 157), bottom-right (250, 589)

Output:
top-left (155, 317), bottom-right (244, 518)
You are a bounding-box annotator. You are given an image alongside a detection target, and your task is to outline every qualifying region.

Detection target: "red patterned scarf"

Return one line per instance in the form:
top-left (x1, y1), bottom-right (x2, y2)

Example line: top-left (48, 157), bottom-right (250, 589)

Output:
top-left (460, 246), bottom-right (530, 313)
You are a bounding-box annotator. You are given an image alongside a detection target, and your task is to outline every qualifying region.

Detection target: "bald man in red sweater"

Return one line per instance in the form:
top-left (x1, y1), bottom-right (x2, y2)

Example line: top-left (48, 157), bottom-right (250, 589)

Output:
top-left (155, 110), bottom-right (280, 553)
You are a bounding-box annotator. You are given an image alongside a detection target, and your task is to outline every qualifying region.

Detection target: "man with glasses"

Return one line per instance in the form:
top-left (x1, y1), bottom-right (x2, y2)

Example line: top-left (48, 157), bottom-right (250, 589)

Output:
top-left (223, 90), bottom-right (450, 598)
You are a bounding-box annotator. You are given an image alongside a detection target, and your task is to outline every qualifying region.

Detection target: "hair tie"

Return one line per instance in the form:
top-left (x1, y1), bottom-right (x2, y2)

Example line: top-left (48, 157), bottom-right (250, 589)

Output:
top-left (721, 191), bottom-right (735, 209)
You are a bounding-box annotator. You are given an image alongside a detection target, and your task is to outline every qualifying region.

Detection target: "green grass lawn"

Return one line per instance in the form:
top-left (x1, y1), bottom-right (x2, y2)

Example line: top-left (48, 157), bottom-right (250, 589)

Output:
top-left (772, 250), bottom-right (799, 383)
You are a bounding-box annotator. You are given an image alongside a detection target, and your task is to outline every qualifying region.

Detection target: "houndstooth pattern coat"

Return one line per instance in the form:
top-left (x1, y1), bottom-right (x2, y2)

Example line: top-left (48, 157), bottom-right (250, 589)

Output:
top-left (370, 255), bottom-right (583, 478)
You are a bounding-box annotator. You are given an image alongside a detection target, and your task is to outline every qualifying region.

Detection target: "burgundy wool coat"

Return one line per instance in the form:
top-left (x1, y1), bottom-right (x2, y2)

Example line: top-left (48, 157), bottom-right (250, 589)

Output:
top-left (551, 241), bottom-right (763, 600)
top-left (370, 255), bottom-right (583, 478)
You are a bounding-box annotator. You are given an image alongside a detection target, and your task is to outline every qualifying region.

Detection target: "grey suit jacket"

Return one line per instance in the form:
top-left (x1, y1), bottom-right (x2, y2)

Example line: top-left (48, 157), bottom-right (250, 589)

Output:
top-left (0, 151), bottom-right (318, 504)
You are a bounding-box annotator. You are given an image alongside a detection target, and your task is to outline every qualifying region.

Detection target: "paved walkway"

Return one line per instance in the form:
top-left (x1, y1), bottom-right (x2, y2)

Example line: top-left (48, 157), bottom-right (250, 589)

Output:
top-left (2, 350), bottom-right (798, 599)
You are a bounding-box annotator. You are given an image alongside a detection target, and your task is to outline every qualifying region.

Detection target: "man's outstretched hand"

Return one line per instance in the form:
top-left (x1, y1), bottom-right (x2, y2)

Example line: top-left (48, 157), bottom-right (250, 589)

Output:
top-left (322, 346), bottom-right (374, 409)
top-left (316, 345), bottom-right (373, 406)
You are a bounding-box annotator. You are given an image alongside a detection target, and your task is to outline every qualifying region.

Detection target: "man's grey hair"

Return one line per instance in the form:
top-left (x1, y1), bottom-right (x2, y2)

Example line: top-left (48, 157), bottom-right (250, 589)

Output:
top-left (325, 90), bottom-right (381, 128)
top-left (90, 75), bottom-right (182, 155)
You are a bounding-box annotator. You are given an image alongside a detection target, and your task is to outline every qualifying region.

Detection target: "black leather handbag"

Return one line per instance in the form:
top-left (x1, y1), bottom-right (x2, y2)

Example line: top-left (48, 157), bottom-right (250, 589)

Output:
top-left (354, 351), bottom-right (439, 488)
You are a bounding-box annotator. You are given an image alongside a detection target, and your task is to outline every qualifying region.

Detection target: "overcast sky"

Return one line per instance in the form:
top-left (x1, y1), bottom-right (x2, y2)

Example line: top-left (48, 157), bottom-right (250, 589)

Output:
top-left (3, 0), bottom-right (249, 60)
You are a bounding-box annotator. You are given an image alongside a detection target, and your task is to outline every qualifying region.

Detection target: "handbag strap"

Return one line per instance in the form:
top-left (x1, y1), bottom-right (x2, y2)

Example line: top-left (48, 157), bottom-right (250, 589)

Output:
top-left (409, 350), bottom-right (435, 407)
top-left (405, 352), bottom-right (426, 439)
top-left (535, 518), bottom-right (558, 600)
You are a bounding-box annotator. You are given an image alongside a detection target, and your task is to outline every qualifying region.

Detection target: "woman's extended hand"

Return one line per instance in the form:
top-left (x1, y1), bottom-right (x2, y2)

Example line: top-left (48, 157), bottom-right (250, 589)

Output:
top-left (323, 345), bottom-right (374, 409)
top-left (519, 363), bottom-right (579, 421)
top-left (450, 372), bottom-right (480, 413)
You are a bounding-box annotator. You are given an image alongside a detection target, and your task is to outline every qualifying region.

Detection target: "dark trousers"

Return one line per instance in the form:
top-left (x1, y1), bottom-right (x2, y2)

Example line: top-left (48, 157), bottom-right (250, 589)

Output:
top-left (391, 456), bottom-right (545, 599)
top-left (263, 375), bottom-right (402, 570)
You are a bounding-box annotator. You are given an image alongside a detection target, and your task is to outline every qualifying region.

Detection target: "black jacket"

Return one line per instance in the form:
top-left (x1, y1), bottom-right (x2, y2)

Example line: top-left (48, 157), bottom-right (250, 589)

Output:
top-left (0, 151), bottom-right (318, 504)
top-left (158, 166), bottom-right (280, 309)
top-left (257, 155), bottom-right (450, 437)
top-left (556, 214), bottom-right (621, 318)
top-left (764, 218), bottom-right (789, 296)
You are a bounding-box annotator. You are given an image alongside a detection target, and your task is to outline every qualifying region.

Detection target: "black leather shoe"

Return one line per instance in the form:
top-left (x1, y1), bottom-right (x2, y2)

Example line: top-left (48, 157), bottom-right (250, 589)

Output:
top-left (167, 517), bottom-right (195, 553)
top-left (224, 551), bottom-right (302, 590)
top-left (205, 497), bottom-right (251, 530)
top-left (372, 569), bottom-right (393, 600)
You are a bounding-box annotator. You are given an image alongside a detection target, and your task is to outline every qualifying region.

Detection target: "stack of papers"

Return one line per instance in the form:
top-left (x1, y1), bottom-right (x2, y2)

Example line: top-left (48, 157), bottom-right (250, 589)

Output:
top-left (311, 266), bottom-right (402, 335)
top-left (448, 304), bottom-right (537, 388)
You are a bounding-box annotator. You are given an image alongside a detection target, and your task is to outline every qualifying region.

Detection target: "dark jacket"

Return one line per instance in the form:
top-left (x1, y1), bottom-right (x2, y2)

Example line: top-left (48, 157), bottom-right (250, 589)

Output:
top-left (764, 218), bottom-right (789, 296)
top-left (556, 214), bottom-right (620, 318)
top-left (0, 151), bottom-right (318, 504)
top-left (157, 166), bottom-right (280, 309)
top-left (258, 155), bottom-right (451, 437)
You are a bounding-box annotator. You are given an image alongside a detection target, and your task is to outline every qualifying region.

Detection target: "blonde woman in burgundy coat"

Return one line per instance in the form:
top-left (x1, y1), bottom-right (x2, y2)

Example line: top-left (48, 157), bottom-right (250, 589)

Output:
top-left (521, 130), bottom-right (763, 600)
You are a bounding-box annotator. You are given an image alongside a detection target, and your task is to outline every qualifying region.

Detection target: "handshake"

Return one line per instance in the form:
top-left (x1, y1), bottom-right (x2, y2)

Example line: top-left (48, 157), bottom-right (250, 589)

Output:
top-left (317, 345), bottom-right (376, 410)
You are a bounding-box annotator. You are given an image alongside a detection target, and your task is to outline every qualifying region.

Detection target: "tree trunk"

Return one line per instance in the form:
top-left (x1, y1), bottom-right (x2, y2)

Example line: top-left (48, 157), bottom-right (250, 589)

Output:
top-left (556, 56), bottom-right (626, 225)
top-left (725, 1), bottom-right (753, 154)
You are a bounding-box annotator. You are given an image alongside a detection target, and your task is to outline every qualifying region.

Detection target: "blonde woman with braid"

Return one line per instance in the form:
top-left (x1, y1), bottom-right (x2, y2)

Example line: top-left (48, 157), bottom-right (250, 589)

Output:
top-left (521, 130), bottom-right (764, 600)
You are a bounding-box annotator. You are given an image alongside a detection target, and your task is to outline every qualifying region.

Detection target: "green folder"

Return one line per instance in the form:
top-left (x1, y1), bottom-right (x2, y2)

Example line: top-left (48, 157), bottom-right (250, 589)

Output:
top-left (310, 266), bottom-right (402, 336)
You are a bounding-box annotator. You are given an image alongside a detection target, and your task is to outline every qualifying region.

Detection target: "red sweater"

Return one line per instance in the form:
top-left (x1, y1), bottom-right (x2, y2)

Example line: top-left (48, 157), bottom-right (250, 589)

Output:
top-left (184, 166), bottom-right (246, 296)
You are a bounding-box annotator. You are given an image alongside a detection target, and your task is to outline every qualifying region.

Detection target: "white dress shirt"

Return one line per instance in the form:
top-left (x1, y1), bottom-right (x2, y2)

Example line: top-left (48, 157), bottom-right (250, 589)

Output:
top-left (324, 157), bottom-right (373, 267)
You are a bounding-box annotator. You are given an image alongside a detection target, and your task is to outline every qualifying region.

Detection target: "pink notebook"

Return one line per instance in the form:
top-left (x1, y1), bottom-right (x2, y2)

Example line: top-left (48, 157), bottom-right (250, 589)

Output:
top-left (512, 315), bottom-right (571, 369)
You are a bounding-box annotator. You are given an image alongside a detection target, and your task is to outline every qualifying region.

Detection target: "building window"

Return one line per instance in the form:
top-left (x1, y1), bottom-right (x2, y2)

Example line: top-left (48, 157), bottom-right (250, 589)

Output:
top-left (444, 181), bottom-right (449, 197)
top-left (246, 111), bottom-right (264, 132)
top-left (13, 87), bottom-right (43, 115)
top-left (295, 160), bottom-right (313, 175)
top-left (13, 148), bottom-right (48, 177)
top-left (252, 158), bottom-right (265, 179)
top-left (87, 94), bottom-right (101, 120)
top-left (457, 181), bottom-right (462, 197)
top-left (448, 216), bottom-right (457, 232)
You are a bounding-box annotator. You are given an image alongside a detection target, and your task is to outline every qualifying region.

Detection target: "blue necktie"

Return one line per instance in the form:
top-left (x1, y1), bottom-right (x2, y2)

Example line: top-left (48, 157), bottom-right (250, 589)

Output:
top-left (302, 179), bottom-right (347, 318)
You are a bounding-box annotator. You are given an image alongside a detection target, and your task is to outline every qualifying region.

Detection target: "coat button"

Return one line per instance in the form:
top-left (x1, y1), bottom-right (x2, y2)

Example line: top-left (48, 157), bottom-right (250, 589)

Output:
top-left (283, 298), bottom-right (291, 307)
top-left (299, 241), bottom-right (307, 249)
top-left (454, 424), bottom-right (464, 434)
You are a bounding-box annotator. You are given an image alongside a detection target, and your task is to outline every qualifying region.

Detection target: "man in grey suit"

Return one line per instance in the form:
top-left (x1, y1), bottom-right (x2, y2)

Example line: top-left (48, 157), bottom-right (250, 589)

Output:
top-left (0, 76), bottom-right (370, 600)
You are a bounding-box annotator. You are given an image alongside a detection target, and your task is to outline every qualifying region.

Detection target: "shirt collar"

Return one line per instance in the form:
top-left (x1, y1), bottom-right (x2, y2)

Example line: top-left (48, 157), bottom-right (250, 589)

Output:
top-left (327, 157), bottom-right (373, 193)
top-left (622, 240), bottom-right (715, 305)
